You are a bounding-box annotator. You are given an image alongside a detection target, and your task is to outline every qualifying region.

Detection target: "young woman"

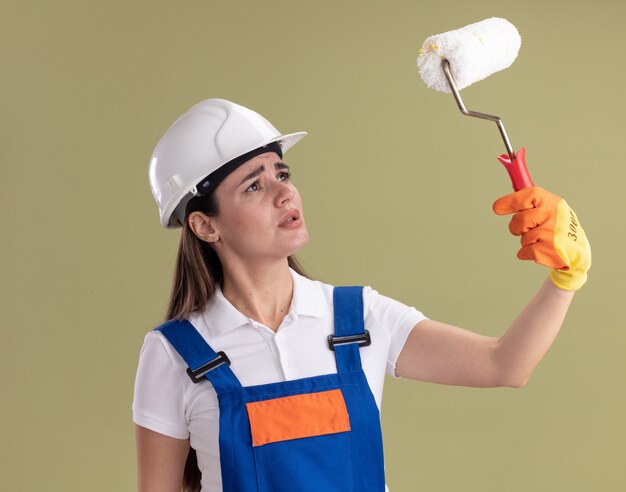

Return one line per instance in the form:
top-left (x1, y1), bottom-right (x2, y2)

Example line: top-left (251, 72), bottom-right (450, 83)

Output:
top-left (133, 98), bottom-right (591, 492)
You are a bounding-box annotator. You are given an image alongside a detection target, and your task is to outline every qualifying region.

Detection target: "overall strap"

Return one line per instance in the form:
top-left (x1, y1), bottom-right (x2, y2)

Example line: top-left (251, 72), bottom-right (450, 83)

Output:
top-left (331, 286), bottom-right (371, 373)
top-left (155, 319), bottom-right (242, 395)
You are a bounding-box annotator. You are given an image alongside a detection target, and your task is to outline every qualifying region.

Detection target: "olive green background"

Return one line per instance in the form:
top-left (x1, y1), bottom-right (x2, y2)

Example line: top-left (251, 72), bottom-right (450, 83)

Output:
top-left (2, 0), bottom-right (624, 490)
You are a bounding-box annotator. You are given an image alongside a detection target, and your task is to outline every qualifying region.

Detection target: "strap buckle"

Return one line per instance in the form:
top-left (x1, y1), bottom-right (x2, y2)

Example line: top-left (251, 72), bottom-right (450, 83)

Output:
top-left (327, 330), bottom-right (371, 351)
top-left (186, 351), bottom-right (231, 383)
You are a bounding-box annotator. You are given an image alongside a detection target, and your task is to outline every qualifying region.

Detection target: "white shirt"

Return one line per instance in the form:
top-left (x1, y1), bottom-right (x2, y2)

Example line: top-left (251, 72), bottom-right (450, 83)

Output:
top-left (133, 267), bottom-right (427, 491)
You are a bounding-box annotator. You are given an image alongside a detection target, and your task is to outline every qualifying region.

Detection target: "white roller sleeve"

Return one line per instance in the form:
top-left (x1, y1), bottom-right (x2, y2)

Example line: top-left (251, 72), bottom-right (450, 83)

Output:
top-left (417, 17), bottom-right (521, 93)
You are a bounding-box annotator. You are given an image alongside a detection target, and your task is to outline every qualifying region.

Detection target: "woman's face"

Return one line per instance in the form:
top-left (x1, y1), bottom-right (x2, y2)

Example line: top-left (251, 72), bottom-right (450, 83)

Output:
top-left (208, 151), bottom-right (309, 265)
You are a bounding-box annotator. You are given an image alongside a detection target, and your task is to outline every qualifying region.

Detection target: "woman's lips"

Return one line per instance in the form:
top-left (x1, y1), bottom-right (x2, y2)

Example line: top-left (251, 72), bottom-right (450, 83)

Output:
top-left (278, 209), bottom-right (301, 227)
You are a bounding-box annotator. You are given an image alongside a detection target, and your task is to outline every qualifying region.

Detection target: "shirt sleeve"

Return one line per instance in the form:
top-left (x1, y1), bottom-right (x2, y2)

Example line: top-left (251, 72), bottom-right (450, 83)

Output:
top-left (132, 330), bottom-right (190, 439)
top-left (362, 286), bottom-right (428, 378)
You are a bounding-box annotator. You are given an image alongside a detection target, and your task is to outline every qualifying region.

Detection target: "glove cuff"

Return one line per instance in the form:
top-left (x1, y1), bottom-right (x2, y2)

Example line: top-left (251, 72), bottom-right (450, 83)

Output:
top-left (549, 268), bottom-right (587, 291)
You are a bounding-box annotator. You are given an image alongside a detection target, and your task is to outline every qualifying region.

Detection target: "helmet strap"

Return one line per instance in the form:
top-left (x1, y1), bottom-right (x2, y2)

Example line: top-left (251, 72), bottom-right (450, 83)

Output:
top-left (193, 142), bottom-right (283, 197)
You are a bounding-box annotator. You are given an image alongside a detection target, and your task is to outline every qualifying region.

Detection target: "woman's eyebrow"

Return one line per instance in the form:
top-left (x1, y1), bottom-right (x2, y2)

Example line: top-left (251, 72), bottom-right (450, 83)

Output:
top-left (238, 162), bottom-right (290, 187)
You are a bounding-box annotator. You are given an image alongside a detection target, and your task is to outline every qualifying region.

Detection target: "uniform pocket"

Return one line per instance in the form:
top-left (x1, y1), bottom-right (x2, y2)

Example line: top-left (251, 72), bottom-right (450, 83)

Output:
top-left (246, 388), bottom-right (351, 446)
top-left (246, 389), bottom-right (355, 492)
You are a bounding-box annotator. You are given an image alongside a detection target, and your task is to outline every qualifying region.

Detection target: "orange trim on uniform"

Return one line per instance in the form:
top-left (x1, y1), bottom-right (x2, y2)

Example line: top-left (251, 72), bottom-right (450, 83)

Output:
top-left (246, 389), bottom-right (351, 447)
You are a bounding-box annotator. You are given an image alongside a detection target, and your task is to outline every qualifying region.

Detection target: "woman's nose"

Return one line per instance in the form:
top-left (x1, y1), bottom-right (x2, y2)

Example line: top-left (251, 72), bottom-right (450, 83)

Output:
top-left (274, 180), bottom-right (295, 206)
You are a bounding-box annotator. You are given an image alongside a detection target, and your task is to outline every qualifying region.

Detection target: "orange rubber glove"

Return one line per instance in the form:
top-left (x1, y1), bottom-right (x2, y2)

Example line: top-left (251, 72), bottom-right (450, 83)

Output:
top-left (492, 187), bottom-right (591, 291)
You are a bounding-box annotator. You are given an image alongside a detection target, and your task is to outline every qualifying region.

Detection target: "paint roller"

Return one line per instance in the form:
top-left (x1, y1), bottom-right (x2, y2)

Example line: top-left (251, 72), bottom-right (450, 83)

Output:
top-left (417, 17), bottom-right (534, 191)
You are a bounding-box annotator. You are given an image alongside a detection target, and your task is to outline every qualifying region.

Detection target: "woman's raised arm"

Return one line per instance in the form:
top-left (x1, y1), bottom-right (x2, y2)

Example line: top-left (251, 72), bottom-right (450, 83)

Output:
top-left (395, 277), bottom-right (574, 387)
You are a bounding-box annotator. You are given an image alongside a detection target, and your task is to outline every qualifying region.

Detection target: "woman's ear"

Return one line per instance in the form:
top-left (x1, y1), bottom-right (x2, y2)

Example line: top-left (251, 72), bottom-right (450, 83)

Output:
top-left (188, 212), bottom-right (219, 243)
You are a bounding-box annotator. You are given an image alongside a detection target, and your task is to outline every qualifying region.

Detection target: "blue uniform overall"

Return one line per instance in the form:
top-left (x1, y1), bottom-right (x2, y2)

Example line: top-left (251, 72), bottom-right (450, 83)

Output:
top-left (156, 286), bottom-right (386, 491)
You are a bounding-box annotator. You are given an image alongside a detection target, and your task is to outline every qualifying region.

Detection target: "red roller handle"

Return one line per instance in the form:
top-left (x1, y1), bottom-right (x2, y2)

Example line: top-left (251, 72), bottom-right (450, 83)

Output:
top-left (497, 147), bottom-right (535, 191)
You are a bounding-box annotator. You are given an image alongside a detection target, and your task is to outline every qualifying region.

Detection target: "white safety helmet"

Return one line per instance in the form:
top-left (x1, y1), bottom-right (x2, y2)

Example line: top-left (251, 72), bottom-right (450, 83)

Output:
top-left (149, 98), bottom-right (307, 228)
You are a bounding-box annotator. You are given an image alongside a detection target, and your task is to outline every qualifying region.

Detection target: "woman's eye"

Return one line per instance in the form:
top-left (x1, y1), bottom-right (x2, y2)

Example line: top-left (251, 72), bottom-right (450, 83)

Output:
top-left (245, 181), bottom-right (261, 192)
top-left (245, 171), bottom-right (291, 193)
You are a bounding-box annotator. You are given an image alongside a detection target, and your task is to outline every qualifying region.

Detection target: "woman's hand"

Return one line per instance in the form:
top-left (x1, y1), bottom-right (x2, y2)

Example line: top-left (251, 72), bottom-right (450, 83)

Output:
top-left (492, 187), bottom-right (591, 291)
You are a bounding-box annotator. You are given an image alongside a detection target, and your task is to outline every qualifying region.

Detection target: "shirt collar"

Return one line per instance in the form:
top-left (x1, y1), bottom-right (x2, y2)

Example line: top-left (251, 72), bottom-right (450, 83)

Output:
top-left (192, 267), bottom-right (328, 338)
top-left (289, 267), bottom-right (328, 319)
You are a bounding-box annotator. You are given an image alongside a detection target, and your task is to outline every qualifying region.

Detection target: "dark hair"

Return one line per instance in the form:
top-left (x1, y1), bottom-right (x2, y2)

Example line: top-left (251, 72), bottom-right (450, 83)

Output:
top-left (165, 184), bottom-right (310, 491)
